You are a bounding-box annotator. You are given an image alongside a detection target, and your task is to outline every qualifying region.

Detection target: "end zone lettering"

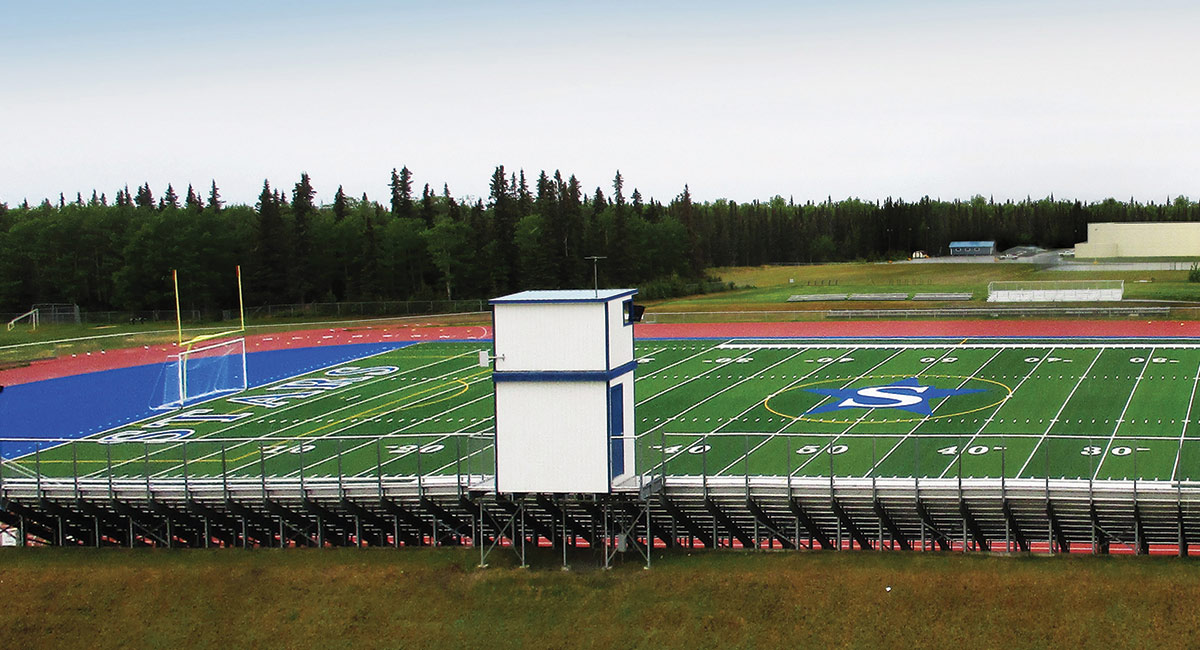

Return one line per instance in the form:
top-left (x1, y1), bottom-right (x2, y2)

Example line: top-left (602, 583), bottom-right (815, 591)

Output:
top-left (228, 365), bottom-right (399, 409)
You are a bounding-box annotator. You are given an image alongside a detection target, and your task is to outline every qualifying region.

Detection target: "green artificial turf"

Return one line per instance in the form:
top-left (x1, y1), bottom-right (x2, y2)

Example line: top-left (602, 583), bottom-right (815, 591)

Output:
top-left (11, 338), bottom-right (1200, 485)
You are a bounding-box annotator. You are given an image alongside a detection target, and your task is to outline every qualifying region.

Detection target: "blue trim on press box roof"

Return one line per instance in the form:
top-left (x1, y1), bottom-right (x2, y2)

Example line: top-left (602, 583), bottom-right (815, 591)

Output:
top-left (949, 241), bottom-right (995, 248)
top-left (489, 289), bottom-right (638, 304)
top-left (492, 360), bottom-right (638, 383)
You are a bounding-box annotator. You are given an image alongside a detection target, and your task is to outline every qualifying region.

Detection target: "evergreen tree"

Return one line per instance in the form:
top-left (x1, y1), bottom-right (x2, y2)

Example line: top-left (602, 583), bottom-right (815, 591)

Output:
top-left (292, 172), bottom-right (317, 301)
top-left (608, 171), bottom-right (630, 284)
top-left (489, 166), bottom-right (519, 293)
top-left (559, 174), bottom-right (586, 286)
top-left (443, 184), bottom-right (461, 222)
top-left (390, 166), bottom-right (414, 219)
top-left (208, 180), bottom-right (223, 212)
top-left (134, 184), bottom-right (155, 210)
top-left (333, 185), bottom-right (349, 222)
top-left (161, 184), bottom-right (180, 210)
top-left (250, 180), bottom-right (290, 302)
top-left (421, 183), bottom-right (435, 227)
top-left (185, 184), bottom-right (204, 212)
top-left (671, 184), bottom-right (703, 275)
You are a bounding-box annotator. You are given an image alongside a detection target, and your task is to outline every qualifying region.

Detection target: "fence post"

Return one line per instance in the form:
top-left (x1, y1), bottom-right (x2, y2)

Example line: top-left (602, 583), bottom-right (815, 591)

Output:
top-left (143, 442), bottom-right (151, 500)
top-left (336, 438), bottom-right (344, 499)
top-left (259, 443), bottom-right (267, 501)
top-left (376, 438), bottom-right (384, 500)
top-left (72, 443), bottom-right (79, 500)
top-left (35, 443), bottom-right (42, 499)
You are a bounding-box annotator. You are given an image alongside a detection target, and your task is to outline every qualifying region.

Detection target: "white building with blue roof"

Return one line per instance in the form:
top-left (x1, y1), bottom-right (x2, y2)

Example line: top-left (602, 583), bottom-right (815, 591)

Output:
top-left (948, 240), bottom-right (996, 256)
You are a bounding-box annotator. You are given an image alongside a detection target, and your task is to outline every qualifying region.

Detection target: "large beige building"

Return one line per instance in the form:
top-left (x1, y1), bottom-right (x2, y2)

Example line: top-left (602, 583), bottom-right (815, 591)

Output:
top-left (1075, 222), bottom-right (1200, 258)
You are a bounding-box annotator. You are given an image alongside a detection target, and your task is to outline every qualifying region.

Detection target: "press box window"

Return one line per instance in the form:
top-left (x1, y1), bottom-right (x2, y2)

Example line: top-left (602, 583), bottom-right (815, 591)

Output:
top-left (622, 300), bottom-right (644, 325)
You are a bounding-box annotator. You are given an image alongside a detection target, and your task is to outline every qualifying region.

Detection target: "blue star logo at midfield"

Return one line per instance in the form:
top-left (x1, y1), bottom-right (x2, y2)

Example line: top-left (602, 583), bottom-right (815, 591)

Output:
top-left (804, 377), bottom-right (985, 416)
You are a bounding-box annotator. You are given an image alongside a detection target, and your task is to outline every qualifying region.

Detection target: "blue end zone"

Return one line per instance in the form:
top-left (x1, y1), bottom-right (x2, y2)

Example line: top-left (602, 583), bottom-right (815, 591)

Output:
top-left (0, 342), bottom-right (410, 459)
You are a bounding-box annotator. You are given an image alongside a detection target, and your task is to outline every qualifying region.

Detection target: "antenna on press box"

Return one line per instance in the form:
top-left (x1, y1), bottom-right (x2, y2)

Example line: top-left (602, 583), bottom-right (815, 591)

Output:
top-left (584, 256), bottom-right (606, 297)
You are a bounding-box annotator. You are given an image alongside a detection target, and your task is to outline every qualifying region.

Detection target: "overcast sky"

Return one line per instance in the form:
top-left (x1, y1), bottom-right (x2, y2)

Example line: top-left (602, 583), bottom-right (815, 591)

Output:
top-left (3, 0), bottom-right (1199, 207)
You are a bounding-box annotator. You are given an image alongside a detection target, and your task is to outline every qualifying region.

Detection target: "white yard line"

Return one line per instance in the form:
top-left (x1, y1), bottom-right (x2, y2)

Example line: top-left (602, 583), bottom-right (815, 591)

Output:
top-left (90, 349), bottom-right (480, 477)
top-left (297, 419), bottom-right (493, 480)
top-left (792, 346), bottom-right (967, 475)
top-left (866, 347), bottom-right (1005, 477)
top-left (936, 348), bottom-right (1057, 478)
top-left (639, 348), bottom-right (810, 439)
top-left (226, 385), bottom-right (494, 477)
top-left (1091, 349), bottom-right (1156, 481)
top-left (647, 348), bottom-right (860, 474)
top-left (17, 344), bottom-right (412, 467)
top-left (1016, 348), bottom-right (1104, 477)
top-left (636, 348), bottom-right (759, 406)
top-left (1170, 362), bottom-right (1200, 481)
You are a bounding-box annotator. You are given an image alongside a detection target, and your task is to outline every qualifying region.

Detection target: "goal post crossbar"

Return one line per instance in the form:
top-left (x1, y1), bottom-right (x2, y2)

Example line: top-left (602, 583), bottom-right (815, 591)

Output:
top-left (182, 328), bottom-right (244, 349)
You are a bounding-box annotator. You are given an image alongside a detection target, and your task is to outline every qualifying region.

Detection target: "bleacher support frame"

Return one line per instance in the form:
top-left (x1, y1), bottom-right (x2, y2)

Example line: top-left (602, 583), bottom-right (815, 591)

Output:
top-left (7, 472), bottom-right (1200, 559)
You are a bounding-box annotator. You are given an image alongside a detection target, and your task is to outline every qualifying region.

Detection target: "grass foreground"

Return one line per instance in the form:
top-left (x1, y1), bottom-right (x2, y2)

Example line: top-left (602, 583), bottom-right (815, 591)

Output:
top-left (3, 547), bottom-right (1199, 649)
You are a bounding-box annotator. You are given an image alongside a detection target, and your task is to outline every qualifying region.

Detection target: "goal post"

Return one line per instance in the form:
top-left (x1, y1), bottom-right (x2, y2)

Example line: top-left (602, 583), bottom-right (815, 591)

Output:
top-left (6, 308), bottom-right (38, 332)
top-left (155, 336), bottom-right (248, 410)
top-left (154, 265), bottom-right (248, 409)
top-left (987, 280), bottom-right (1124, 302)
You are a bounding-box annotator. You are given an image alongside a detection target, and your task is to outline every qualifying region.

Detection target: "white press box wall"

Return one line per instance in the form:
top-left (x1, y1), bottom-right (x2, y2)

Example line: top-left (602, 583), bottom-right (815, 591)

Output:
top-left (489, 289), bottom-right (638, 494)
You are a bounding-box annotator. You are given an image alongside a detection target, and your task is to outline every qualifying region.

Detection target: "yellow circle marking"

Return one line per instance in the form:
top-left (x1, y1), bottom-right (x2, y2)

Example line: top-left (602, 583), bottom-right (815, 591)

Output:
top-left (763, 374), bottom-right (1012, 424)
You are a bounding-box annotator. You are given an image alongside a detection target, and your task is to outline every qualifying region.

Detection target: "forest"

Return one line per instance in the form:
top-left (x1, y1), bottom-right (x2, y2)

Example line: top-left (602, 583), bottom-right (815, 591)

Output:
top-left (2, 165), bottom-right (1199, 314)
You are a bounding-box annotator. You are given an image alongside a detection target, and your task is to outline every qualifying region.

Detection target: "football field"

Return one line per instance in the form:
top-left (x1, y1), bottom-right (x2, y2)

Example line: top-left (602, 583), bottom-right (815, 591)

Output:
top-left (7, 337), bottom-right (1200, 484)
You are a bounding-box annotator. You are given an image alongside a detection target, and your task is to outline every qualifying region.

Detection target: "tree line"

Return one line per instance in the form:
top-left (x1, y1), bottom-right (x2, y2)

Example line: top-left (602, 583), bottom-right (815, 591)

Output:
top-left (2, 167), bottom-right (1199, 313)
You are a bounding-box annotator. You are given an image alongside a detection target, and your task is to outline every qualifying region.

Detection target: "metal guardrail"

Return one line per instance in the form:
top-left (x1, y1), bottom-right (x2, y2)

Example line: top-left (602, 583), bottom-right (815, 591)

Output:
top-left (4, 432), bottom-right (1200, 554)
top-left (826, 306), bottom-right (1171, 319)
top-left (643, 306), bottom-right (1179, 323)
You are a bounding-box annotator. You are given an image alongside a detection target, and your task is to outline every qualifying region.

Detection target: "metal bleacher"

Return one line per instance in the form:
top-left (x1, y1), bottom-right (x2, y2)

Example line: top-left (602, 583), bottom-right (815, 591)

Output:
top-left (2, 464), bottom-right (1193, 556)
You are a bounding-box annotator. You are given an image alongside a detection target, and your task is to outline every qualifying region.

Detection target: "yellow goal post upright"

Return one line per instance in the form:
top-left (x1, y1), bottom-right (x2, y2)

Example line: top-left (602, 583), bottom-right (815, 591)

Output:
top-left (157, 266), bottom-right (248, 410)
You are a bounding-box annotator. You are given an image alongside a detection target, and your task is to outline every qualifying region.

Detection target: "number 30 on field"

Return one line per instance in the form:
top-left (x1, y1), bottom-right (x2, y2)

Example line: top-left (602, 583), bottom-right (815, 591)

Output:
top-left (1080, 446), bottom-right (1137, 456)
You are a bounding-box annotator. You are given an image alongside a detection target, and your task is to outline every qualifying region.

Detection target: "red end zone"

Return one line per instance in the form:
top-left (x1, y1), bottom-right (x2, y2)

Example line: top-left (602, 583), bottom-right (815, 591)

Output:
top-left (4, 319), bottom-right (1199, 387)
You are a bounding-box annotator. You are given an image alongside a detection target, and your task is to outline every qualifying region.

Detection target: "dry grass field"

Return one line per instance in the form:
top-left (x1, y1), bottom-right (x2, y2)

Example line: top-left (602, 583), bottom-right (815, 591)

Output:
top-left (2, 548), bottom-right (1199, 649)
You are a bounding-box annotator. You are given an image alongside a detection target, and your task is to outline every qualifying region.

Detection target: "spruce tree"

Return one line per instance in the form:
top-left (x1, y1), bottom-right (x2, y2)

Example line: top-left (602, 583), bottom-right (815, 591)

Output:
top-left (251, 180), bottom-right (290, 302)
top-left (608, 171), bottom-right (629, 284)
top-left (333, 185), bottom-right (349, 222)
top-left (134, 184), bottom-right (155, 210)
top-left (185, 184), bottom-right (204, 212)
top-left (162, 184), bottom-right (180, 210)
top-left (390, 166), bottom-right (413, 219)
top-left (489, 165), bottom-right (518, 293)
top-left (208, 181), bottom-right (223, 212)
top-left (291, 172), bottom-right (316, 301)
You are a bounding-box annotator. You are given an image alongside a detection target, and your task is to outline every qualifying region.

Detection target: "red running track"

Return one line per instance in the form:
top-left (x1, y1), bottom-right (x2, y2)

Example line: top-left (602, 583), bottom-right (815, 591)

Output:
top-left (4, 319), bottom-right (1199, 387)
top-left (0, 322), bottom-right (491, 387)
